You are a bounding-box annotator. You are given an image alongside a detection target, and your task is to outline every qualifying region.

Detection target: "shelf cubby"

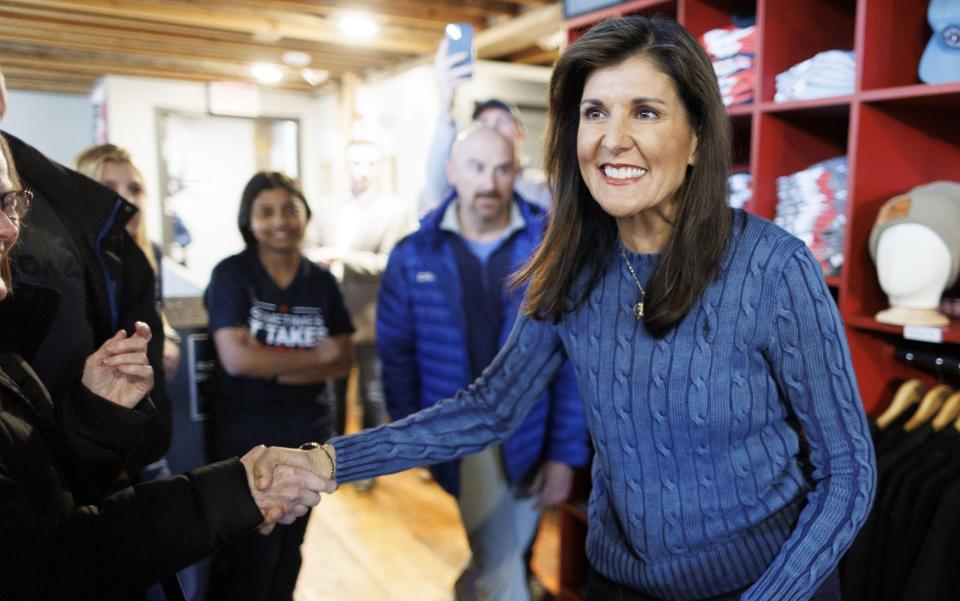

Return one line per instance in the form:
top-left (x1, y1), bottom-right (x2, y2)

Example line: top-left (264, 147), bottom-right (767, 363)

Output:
top-left (840, 92), bottom-right (960, 321)
top-left (759, 0), bottom-right (857, 103)
top-left (680, 0), bottom-right (756, 38)
top-left (752, 105), bottom-right (850, 218)
top-left (858, 0), bottom-right (933, 90)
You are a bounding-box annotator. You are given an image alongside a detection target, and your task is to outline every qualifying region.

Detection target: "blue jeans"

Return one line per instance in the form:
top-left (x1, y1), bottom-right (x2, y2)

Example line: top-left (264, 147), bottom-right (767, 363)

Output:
top-left (585, 568), bottom-right (841, 601)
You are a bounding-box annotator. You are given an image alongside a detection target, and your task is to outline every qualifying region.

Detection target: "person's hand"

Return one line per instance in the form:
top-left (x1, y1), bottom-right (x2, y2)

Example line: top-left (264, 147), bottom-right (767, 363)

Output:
top-left (240, 445), bottom-right (335, 535)
top-left (528, 461), bottom-right (574, 510)
top-left (434, 37), bottom-right (472, 117)
top-left (81, 322), bottom-right (154, 409)
top-left (252, 443), bottom-right (337, 495)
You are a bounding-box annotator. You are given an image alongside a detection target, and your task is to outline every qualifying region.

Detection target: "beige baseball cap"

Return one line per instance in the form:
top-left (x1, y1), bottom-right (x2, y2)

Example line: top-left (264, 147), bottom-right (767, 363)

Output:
top-left (869, 181), bottom-right (960, 286)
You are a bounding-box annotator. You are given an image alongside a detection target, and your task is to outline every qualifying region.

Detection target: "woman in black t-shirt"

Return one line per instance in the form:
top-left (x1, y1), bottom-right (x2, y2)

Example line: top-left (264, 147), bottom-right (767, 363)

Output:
top-left (205, 172), bottom-right (354, 601)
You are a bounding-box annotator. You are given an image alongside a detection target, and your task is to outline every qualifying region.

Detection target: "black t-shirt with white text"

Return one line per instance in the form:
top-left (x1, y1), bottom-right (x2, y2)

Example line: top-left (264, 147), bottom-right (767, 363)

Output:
top-left (204, 248), bottom-right (354, 456)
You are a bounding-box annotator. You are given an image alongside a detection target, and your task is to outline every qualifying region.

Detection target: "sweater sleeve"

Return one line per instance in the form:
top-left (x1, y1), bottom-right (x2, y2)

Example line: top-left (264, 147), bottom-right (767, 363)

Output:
top-left (743, 243), bottom-right (876, 601)
top-left (334, 312), bottom-right (566, 482)
top-left (0, 456), bottom-right (262, 599)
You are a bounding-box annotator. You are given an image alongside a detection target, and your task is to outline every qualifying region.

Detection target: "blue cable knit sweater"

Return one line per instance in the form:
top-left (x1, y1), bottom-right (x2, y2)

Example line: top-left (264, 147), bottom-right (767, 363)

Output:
top-left (332, 210), bottom-right (876, 601)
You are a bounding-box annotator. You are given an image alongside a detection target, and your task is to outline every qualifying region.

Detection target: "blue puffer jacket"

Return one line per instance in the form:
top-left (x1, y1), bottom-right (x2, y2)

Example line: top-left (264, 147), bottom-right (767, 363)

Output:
top-left (376, 192), bottom-right (589, 496)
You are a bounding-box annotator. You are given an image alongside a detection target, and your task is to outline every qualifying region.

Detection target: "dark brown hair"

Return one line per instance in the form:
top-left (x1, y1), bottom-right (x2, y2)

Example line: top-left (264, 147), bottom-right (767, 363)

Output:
top-left (237, 171), bottom-right (311, 247)
top-left (514, 16), bottom-right (732, 338)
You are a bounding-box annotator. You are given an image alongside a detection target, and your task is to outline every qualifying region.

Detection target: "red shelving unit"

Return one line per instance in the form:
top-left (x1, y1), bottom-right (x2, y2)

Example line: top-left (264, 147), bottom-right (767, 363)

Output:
top-left (558, 1), bottom-right (960, 598)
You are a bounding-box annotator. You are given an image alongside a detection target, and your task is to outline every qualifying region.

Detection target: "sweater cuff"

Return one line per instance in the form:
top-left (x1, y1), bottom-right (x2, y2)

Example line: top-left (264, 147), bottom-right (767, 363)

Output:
top-left (330, 431), bottom-right (386, 484)
top-left (187, 458), bottom-right (264, 544)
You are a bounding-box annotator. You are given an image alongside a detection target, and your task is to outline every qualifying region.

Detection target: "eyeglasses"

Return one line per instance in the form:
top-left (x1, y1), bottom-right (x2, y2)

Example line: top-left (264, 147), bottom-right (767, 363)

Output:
top-left (1, 189), bottom-right (32, 222)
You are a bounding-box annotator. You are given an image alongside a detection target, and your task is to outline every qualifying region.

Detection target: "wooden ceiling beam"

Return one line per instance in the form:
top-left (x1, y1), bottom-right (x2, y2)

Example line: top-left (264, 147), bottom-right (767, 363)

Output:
top-left (4, 79), bottom-right (95, 95)
top-left (6, 0), bottom-right (436, 55)
top-left (266, 0), bottom-right (524, 19)
top-left (0, 8), bottom-right (400, 64)
top-left (0, 20), bottom-right (394, 72)
top-left (0, 53), bottom-right (316, 92)
top-left (476, 3), bottom-right (562, 58)
top-left (504, 46), bottom-right (558, 66)
top-left (1, 65), bottom-right (98, 94)
top-left (190, 0), bottom-right (488, 30)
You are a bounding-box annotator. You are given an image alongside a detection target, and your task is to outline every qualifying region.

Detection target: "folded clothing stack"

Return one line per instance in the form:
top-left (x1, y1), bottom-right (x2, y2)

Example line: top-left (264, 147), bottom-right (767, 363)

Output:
top-left (775, 156), bottom-right (848, 276)
top-left (727, 171), bottom-right (752, 209)
top-left (701, 25), bottom-right (757, 107)
top-left (775, 50), bottom-right (856, 103)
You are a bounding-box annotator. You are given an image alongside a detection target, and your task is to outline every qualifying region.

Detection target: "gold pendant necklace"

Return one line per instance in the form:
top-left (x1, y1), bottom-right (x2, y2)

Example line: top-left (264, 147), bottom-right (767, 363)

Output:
top-left (619, 246), bottom-right (646, 320)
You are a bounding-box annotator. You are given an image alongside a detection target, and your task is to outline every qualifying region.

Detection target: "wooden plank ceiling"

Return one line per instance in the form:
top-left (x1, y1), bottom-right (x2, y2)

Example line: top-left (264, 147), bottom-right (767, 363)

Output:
top-left (0, 0), bottom-right (562, 95)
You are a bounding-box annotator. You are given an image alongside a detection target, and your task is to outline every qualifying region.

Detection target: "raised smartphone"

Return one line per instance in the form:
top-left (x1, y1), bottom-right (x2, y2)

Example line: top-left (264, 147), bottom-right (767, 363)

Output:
top-left (445, 22), bottom-right (474, 73)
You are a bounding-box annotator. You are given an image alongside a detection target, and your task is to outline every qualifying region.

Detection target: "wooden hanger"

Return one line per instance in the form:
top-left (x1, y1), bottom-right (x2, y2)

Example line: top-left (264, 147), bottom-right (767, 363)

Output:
top-left (877, 379), bottom-right (926, 429)
top-left (932, 391), bottom-right (960, 431)
top-left (904, 384), bottom-right (953, 431)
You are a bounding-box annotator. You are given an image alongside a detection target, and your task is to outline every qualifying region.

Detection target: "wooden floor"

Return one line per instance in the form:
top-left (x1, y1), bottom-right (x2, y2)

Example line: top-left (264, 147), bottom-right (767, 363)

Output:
top-left (294, 468), bottom-right (559, 601)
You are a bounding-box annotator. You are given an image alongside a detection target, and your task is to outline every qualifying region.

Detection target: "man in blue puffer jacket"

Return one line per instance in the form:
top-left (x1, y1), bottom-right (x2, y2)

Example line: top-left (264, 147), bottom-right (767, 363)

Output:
top-left (377, 125), bottom-right (589, 601)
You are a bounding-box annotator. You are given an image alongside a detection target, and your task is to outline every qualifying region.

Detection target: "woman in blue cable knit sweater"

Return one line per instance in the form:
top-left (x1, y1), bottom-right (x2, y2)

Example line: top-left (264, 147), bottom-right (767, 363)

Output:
top-left (259, 16), bottom-right (876, 601)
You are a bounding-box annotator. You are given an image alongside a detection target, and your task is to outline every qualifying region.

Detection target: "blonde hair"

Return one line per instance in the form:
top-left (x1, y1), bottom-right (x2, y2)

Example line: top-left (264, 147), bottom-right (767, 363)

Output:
top-left (73, 144), bottom-right (157, 274)
top-left (0, 134), bottom-right (23, 293)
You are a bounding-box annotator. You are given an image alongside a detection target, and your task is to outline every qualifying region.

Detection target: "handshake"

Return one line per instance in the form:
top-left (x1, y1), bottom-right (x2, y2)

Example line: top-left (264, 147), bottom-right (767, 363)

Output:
top-left (238, 443), bottom-right (338, 534)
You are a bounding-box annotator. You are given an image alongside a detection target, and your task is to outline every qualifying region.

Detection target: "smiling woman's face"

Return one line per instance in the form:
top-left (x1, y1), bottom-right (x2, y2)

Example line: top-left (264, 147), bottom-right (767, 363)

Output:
top-left (0, 145), bottom-right (20, 301)
top-left (576, 53), bottom-right (698, 222)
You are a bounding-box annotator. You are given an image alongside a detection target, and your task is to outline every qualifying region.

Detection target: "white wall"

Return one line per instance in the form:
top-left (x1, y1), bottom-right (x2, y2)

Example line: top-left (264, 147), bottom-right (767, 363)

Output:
top-left (354, 59), bottom-right (551, 215)
top-left (2, 90), bottom-right (93, 165)
top-left (89, 62), bottom-right (548, 288)
top-left (355, 63), bottom-right (437, 213)
top-left (102, 75), bottom-right (335, 287)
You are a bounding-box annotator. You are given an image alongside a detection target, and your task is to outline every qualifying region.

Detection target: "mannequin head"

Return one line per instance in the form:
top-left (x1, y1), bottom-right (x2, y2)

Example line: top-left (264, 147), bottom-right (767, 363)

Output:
top-left (870, 181), bottom-right (960, 327)
top-left (874, 223), bottom-right (951, 326)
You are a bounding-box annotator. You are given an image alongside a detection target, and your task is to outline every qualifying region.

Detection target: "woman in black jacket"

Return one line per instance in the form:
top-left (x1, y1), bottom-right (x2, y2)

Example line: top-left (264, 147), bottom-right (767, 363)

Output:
top-left (0, 134), bottom-right (331, 601)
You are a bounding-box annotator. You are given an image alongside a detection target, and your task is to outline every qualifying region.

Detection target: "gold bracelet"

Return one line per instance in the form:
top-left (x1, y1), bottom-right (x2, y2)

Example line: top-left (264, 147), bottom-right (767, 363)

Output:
top-left (300, 441), bottom-right (335, 480)
top-left (319, 444), bottom-right (336, 480)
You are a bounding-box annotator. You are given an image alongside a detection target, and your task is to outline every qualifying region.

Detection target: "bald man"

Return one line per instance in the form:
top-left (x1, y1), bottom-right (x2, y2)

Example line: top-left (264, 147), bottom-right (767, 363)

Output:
top-left (376, 125), bottom-right (589, 601)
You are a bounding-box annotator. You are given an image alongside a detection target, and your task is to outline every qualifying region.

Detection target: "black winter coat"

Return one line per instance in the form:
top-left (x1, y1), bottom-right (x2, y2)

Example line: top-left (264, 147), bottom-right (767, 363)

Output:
top-left (0, 348), bottom-right (261, 600)
top-left (3, 130), bottom-right (171, 469)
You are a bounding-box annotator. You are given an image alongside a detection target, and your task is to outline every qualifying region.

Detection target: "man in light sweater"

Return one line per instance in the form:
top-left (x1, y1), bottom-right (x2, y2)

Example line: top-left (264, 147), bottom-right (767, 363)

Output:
top-left (306, 140), bottom-right (412, 491)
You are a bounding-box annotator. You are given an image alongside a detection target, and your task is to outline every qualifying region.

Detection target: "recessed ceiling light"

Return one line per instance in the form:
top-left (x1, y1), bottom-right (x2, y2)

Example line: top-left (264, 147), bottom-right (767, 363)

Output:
top-left (282, 50), bottom-right (312, 68)
top-left (338, 12), bottom-right (378, 38)
top-left (250, 63), bottom-right (283, 85)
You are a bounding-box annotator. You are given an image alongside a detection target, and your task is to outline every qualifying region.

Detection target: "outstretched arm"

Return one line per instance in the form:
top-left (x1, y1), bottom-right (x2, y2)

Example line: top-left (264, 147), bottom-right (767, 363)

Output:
top-left (0, 444), bottom-right (328, 600)
top-left (334, 313), bottom-right (567, 484)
